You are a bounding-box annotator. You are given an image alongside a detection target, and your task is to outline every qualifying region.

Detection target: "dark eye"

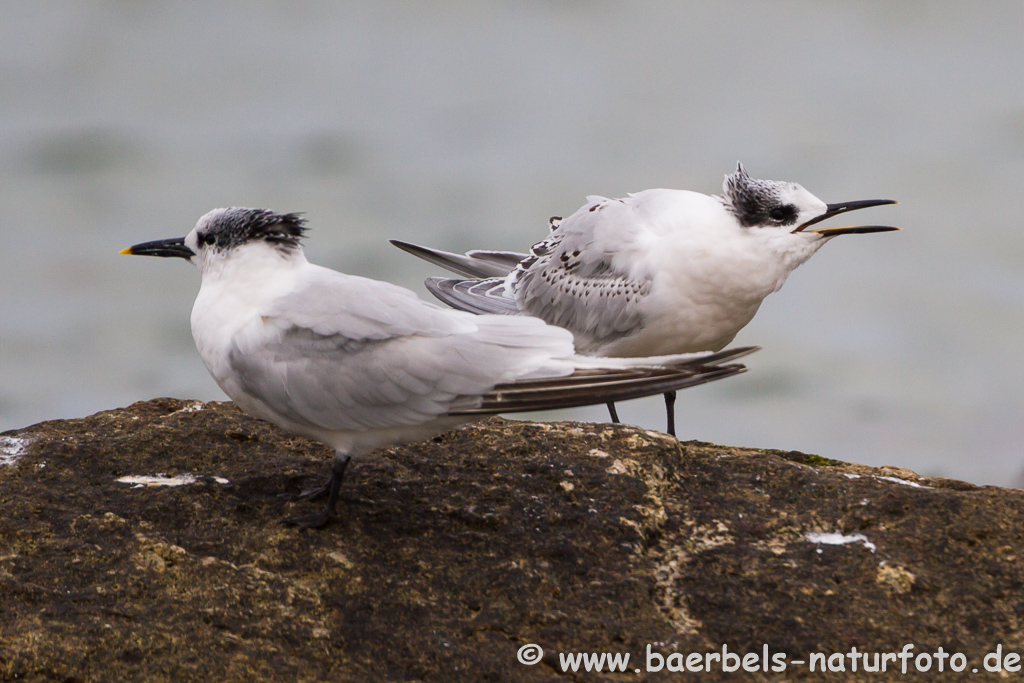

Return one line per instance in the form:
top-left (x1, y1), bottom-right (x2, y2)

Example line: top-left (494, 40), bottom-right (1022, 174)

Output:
top-left (768, 205), bottom-right (797, 224)
top-left (198, 233), bottom-right (216, 247)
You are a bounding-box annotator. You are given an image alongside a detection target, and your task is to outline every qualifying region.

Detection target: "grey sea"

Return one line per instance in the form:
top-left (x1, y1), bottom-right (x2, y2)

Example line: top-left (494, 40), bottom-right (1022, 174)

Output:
top-left (3, 1), bottom-right (1023, 486)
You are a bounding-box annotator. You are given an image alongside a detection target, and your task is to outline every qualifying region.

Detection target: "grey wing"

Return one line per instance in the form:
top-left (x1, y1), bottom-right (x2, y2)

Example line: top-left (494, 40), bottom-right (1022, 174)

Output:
top-left (389, 240), bottom-right (527, 279)
top-left (267, 268), bottom-right (474, 341)
top-left (424, 277), bottom-right (519, 315)
top-left (226, 269), bottom-right (577, 431)
top-left (391, 216), bottom-right (565, 310)
top-left (511, 196), bottom-right (649, 352)
top-left (465, 249), bottom-right (529, 273)
top-left (228, 326), bottom-right (493, 432)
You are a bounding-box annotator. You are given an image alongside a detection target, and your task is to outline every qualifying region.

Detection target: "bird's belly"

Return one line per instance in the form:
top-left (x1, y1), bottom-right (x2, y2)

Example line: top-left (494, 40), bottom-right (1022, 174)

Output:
top-left (595, 300), bottom-right (758, 357)
top-left (593, 257), bottom-right (787, 357)
top-left (592, 268), bottom-right (773, 357)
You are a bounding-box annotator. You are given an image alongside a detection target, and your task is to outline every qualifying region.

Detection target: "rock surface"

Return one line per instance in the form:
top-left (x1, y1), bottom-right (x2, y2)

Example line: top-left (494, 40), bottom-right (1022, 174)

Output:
top-left (2, 398), bottom-right (1023, 681)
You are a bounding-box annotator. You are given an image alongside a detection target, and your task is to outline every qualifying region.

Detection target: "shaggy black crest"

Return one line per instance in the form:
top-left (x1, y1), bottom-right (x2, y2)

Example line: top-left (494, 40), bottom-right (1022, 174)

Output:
top-left (198, 208), bottom-right (308, 252)
top-left (722, 163), bottom-right (799, 228)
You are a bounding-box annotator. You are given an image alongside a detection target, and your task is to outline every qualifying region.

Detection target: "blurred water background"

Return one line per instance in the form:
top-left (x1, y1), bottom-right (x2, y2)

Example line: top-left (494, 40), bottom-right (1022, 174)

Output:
top-left (2, 2), bottom-right (1023, 486)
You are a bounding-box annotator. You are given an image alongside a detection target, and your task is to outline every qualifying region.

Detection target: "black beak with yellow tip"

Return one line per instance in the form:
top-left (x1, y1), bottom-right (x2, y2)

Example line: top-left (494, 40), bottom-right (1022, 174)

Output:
top-left (120, 237), bottom-right (195, 259)
top-left (794, 198), bottom-right (900, 237)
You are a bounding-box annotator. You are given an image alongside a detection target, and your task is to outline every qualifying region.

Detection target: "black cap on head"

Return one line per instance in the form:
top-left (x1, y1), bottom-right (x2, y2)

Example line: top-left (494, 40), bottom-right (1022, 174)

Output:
top-left (194, 208), bottom-right (308, 252)
top-left (722, 163), bottom-right (801, 228)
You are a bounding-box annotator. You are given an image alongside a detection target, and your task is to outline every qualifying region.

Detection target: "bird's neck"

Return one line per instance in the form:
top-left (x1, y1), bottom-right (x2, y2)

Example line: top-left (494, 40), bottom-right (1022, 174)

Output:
top-left (190, 245), bottom-right (310, 390)
top-left (192, 244), bottom-right (309, 338)
top-left (198, 243), bottom-right (308, 290)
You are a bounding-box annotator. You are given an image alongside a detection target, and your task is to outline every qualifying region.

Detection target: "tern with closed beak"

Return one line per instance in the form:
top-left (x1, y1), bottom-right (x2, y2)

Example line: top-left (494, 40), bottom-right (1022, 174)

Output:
top-left (122, 208), bottom-right (755, 528)
top-left (391, 163), bottom-right (899, 435)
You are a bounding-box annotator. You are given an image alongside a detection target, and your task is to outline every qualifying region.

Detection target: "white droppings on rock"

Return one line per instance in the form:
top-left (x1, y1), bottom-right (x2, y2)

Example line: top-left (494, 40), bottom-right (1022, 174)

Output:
top-left (116, 474), bottom-right (197, 488)
top-left (116, 473), bottom-right (230, 488)
top-left (806, 531), bottom-right (876, 553)
top-left (875, 476), bottom-right (929, 489)
top-left (0, 436), bottom-right (32, 466)
top-left (170, 401), bottom-right (206, 415)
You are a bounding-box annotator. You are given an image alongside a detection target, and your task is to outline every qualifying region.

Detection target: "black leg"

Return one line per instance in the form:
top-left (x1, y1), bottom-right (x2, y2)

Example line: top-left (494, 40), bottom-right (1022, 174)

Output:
top-left (664, 391), bottom-right (677, 437)
top-left (606, 402), bottom-right (620, 423)
top-left (284, 451), bottom-right (351, 530)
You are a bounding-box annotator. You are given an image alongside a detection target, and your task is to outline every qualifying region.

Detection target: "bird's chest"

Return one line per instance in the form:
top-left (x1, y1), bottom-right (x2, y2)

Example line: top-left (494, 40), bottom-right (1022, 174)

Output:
top-left (634, 238), bottom-right (798, 351)
top-left (662, 248), bottom-right (790, 310)
top-left (189, 280), bottom-right (275, 388)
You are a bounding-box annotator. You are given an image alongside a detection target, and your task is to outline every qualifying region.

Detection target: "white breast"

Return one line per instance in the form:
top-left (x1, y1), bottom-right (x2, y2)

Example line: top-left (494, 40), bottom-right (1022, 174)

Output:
top-left (190, 243), bottom-right (305, 396)
top-left (595, 190), bottom-right (824, 356)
